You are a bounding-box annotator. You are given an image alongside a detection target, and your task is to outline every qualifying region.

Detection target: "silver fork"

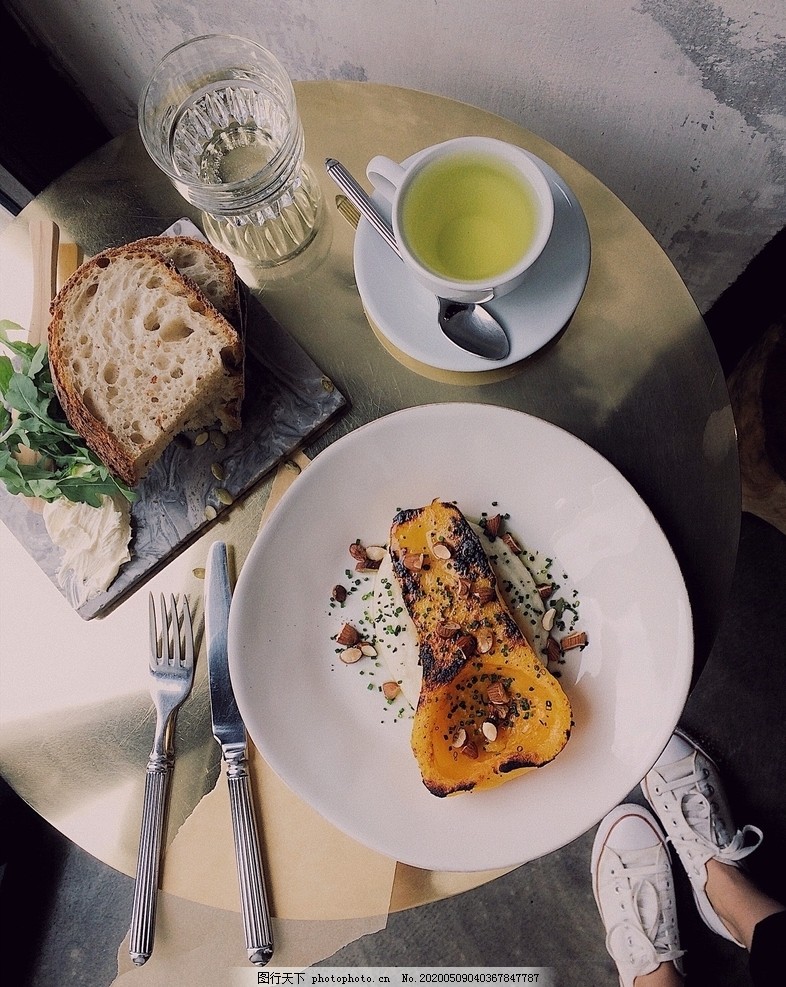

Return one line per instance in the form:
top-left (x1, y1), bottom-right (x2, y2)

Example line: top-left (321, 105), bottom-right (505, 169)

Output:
top-left (129, 593), bottom-right (195, 966)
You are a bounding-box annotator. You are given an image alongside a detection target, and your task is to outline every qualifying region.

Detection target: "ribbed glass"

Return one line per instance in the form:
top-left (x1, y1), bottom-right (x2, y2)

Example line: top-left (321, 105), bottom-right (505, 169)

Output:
top-left (139, 35), bottom-right (321, 267)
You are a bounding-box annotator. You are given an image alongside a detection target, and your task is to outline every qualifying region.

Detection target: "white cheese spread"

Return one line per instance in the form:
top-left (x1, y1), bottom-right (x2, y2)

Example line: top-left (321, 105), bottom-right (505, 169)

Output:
top-left (42, 495), bottom-right (132, 606)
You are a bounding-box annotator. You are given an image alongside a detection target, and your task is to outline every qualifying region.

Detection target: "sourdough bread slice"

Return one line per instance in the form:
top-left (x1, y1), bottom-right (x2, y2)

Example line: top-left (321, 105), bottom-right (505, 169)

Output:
top-left (124, 235), bottom-right (242, 331)
top-left (119, 235), bottom-right (245, 432)
top-left (48, 247), bottom-right (244, 486)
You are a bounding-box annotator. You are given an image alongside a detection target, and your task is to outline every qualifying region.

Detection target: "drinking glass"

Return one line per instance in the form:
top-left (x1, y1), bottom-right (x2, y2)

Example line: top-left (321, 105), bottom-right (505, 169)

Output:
top-left (139, 34), bottom-right (322, 269)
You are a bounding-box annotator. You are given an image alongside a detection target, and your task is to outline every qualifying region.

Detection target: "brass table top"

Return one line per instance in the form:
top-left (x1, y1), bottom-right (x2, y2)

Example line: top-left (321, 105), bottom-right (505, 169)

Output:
top-left (0, 82), bottom-right (739, 913)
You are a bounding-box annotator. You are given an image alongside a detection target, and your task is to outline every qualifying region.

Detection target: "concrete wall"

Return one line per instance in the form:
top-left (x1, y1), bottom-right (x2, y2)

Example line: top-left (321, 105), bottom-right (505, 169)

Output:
top-left (8, 0), bottom-right (785, 313)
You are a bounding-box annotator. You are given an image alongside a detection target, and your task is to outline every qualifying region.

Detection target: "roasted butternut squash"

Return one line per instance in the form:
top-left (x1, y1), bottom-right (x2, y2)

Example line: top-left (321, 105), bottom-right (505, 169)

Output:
top-left (389, 500), bottom-right (573, 797)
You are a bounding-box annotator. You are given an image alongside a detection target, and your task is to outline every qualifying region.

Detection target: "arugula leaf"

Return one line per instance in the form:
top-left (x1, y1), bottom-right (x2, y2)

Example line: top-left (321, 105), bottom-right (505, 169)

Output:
top-left (0, 321), bottom-right (39, 364)
top-left (0, 322), bottom-right (136, 506)
top-left (0, 354), bottom-right (14, 392)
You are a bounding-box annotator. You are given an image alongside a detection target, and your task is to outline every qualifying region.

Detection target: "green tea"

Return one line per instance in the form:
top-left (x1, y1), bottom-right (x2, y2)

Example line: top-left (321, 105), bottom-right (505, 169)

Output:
top-left (400, 151), bottom-right (539, 282)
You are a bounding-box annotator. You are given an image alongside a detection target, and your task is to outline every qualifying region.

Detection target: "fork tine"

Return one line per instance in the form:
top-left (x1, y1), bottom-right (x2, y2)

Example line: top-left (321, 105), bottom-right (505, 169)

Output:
top-left (159, 594), bottom-right (170, 664)
top-left (169, 594), bottom-right (182, 666)
top-left (148, 593), bottom-right (158, 668)
top-left (181, 597), bottom-right (194, 669)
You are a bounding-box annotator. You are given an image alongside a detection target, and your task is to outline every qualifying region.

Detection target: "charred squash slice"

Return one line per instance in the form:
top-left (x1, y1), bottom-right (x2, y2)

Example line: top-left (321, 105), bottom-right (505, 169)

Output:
top-left (389, 499), bottom-right (572, 797)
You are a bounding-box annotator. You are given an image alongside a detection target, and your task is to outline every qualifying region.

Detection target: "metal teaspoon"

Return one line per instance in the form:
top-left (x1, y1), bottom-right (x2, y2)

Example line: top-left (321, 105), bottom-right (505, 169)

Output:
top-left (325, 158), bottom-right (511, 361)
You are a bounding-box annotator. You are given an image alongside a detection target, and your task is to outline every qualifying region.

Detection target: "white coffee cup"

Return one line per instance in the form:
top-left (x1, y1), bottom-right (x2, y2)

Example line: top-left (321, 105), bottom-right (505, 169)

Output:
top-left (366, 136), bottom-right (554, 304)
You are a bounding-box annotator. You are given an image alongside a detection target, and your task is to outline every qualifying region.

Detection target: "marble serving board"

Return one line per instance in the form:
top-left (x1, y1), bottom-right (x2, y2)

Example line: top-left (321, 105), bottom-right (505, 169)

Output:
top-left (0, 294), bottom-right (347, 619)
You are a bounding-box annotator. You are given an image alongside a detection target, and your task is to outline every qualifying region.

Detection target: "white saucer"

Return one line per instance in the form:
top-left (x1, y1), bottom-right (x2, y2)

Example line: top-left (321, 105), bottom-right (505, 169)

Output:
top-left (353, 151), bottom-right (591, 373)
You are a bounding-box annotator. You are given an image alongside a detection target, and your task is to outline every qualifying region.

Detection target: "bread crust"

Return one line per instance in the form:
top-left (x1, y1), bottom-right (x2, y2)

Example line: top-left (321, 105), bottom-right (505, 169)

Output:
top-left (48, 246), bottom-right (244, 485)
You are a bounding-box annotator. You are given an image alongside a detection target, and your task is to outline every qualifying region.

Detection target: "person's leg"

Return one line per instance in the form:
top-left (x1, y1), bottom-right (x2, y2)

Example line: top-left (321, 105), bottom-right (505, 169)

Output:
top-left (591, 804), bottom-right (685, 987)
top-left (748, 909), bottom-right (786, 986)
top-left (704, 858), bottom-right (785, 949)
top-left (635, 965), bottom-right (683, 986)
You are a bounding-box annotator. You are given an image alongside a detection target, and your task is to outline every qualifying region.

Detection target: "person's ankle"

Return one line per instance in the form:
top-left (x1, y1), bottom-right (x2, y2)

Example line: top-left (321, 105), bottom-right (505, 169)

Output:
top-left (634, 960), bottom-right (684, 986)
top-left (704, 859), bottom-right (750, 945)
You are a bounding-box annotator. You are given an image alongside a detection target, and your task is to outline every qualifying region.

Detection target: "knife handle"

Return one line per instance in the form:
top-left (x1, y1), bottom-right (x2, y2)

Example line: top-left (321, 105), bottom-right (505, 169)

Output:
top-left (226, 752), bottom-right (274, 965)
top-left (129, 757), bottom-right (172, 965)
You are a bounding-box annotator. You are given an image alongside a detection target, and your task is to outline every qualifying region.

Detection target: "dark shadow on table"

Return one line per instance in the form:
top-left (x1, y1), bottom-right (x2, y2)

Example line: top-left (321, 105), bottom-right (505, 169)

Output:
top-left (1, 775), bottom-right (69, 985)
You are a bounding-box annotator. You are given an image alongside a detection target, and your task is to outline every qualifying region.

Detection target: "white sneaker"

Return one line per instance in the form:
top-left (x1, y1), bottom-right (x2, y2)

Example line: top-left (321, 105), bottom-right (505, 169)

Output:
top-left (642, 729), bottom-right (763, 946)
top-left (591, 804), bottom-right (685, 987)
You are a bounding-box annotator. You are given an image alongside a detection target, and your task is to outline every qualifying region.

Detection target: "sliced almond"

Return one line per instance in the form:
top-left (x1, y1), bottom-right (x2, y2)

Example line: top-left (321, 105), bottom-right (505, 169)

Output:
top-left (462, 740), bottom-right (479, 759)
top-left (476, 627), bottom-right (495, 654)
top-left (382, 681), bottom-right (400, 700)
top-left (456, 577), bottom-right (472, 598)
top-left (455, 634), bottom-right (476, 659)
top-left (472, 584), bottom-right (496, 604)
top-left (537, 583), bottom-right (553, 600)
top-left (451, 727), bottom-right (467, 749)
top-left (364, 545), bottom-right (387, 562)
top-left (431, 542), bottom-right (453, 560)
top-left (348, 542), bottom-right (367, 561)
top-left (482, 720), bottom-right (498, 742)
top-left (360, 643), bottom-right (378, 657)
top-left (484, 513), bottom-right (502, 539)
top-left (339, 646), bottom-right (363, 664)
top-left (336, 622), bottom-right (360, 646)
top-left (546, 636), bottom-right (562, 663)
top-left (542, 607), bottom-right (557, 631)
top-left (501, 532), bottom-right (522, 554)
top-left (436, 620), bottom-right (461, 639)
top-left (560, 630), bottom-right (588, 652)
top-left (487, 680), bottom-right (508, 705)
top-left (487, 702), bottom-right (509, 720)
top-left (402, 552), bottom-right (426, 571)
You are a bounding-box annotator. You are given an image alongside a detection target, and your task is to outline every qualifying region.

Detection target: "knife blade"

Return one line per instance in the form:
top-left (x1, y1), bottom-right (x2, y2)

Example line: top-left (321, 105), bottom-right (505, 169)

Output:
top-left (205, 540), bottom-right (274, 966)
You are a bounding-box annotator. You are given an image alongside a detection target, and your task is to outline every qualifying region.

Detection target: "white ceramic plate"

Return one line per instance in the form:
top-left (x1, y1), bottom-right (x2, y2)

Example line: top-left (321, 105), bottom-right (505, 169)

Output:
top-left (229, 405), bottom-right (692, 871)
top-left (353, 152), bottom-right (591, 373)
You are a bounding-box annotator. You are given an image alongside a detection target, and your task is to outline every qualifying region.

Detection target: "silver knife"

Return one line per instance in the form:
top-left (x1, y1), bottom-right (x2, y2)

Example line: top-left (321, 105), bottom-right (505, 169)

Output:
top-left (205, 540), bottom-right (274, 966)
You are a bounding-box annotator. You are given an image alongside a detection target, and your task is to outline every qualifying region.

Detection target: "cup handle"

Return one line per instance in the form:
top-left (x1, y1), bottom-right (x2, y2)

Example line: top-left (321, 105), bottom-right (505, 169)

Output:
top-left (366, 156), bottom-right (405, 204)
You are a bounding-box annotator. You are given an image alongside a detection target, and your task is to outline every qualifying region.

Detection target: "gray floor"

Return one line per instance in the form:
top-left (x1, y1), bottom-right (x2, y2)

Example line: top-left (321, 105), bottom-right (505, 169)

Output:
top-left (2, 510), bottom-right (785, 987)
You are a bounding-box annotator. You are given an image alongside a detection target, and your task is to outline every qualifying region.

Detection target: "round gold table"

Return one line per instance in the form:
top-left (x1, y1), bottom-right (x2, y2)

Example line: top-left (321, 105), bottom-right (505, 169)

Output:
top-left (0, 83), bottom-right (739, 930)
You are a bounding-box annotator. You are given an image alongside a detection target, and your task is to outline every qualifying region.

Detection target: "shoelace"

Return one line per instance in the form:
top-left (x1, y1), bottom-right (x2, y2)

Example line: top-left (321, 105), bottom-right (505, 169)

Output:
top-left (603, 851), bottom-right (684, 978)
top-left (654, 755), bottom-right (763, 867)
